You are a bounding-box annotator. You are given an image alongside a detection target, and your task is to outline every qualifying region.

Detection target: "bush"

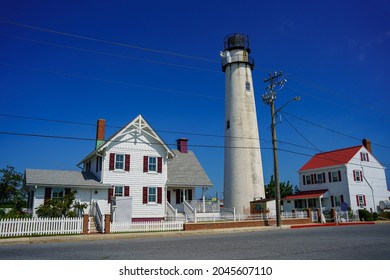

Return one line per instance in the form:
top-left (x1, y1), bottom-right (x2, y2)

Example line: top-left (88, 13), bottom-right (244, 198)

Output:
top-left (379, 212), bottom-right (390, 220)
top-left (358, 209), bottom-right (373, 221)
top-left (372, 212), bottom-right (378, 221)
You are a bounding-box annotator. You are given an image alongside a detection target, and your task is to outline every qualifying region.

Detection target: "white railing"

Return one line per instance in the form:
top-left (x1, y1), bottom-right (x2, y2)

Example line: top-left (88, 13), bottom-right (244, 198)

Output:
top-left (166, 201), bottom-right (178, 219)
top-left (90, 201), bottom-right (106, 233)
top-left (0, 217), bottom-right (83, 237)
top-left (111, 220), bottom-right (184, 233)
top-left (188, 200), bottom-right (220, 213)
top-left (337, 211), bottom-right (359, 222)
top-left (183, 200), bottom-right (197, 222)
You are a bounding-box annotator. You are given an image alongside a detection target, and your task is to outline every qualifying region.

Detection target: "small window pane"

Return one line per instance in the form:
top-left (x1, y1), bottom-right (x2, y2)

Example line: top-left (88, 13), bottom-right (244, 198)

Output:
top-left (148, 157), bottom-right (157, 172)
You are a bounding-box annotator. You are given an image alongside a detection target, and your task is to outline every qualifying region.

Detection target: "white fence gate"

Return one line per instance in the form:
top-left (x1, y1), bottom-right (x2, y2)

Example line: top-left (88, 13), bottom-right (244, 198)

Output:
top-left (0, 217), bottom-right (83, 237)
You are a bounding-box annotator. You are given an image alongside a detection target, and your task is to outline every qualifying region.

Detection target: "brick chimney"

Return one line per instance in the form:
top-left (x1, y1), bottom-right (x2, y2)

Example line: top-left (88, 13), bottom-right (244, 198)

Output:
top-left (177, 138), bottom-right (188, 153)
top-left (362, 138), bottom-right (372, 154)
top-left (96, 119), bottom-right (106, 149)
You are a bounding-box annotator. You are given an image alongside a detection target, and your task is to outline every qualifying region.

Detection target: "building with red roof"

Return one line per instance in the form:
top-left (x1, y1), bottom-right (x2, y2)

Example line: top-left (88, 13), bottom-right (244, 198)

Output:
top-left (283, 139), bottom-right (389, 215)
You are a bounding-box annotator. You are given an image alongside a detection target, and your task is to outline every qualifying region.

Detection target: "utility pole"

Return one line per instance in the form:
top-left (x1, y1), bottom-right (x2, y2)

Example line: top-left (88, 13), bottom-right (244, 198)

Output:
top-left (262, 72), bottom-right (300, 227)
top-left (262, 71), bottom-right (285, 228)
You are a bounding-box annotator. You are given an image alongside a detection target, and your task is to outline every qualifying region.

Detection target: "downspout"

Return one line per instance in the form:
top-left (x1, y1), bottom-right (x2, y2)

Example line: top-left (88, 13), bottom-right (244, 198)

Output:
top-left (362, 167), bottom-right (375, 212)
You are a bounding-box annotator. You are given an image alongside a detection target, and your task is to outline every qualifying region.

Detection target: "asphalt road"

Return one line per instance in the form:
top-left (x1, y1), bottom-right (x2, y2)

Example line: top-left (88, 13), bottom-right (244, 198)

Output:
top-left (0, 224), bottom-right (389, 260)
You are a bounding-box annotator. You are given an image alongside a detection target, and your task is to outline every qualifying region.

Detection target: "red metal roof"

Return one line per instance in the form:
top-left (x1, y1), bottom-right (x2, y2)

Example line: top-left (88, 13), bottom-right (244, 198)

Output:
top-left (299, 145), bottom-right (362, 171)
top-left (283, 189), bottom-right (328, 200)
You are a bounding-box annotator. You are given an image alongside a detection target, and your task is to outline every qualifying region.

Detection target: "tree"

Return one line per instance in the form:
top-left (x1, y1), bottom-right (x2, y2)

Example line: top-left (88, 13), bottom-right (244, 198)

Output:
top-left (0, 165), bottom-right (23, 203)
top-left (264, 175), bottom-right (295, 200)
top-left (35, 190), bottom-right (87, 218)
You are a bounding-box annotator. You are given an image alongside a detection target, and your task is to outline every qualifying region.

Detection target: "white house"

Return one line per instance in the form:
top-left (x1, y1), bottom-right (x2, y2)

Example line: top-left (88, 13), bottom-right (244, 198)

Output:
top-left (25, 115), bottom-right (213, 222)
top-left (283, 139), bottom-right (389, 213)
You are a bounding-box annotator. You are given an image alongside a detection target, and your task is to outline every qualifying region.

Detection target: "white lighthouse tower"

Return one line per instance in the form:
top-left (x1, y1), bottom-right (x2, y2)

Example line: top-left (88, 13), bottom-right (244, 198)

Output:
top-left (221, 33), bottom-right (265, 214)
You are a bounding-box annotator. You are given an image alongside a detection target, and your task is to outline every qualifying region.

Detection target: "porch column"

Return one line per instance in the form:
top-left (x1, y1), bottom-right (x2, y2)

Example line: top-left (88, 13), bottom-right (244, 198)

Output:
top-left (82, 214), bottom-right (89, 234)
top-left (318, 196), bottom-right (323, 223)
top-left (202, 195), bottom-right (206, 213)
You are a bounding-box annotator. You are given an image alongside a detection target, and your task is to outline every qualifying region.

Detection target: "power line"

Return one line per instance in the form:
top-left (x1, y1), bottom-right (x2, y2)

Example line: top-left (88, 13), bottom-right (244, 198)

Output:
top-left (0, 62), bottom-right (223, 100)
top-left (0, 18), bottom-right (218, 63)
top-left (0, 33), bottom-right (220, 73)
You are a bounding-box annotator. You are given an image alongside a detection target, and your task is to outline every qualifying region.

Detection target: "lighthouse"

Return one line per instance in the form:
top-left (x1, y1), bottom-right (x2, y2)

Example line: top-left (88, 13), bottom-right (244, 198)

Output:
top-left (221, 33), bottom-right (265, 214)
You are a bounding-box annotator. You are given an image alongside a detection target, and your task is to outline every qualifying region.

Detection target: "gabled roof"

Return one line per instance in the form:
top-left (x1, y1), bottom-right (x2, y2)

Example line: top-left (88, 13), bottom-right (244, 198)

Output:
top-left (167, 149), bottom-right (213, 188)
top-left (283, 189), bottom-right (329, 200)
top-left (25, 169), bottom-right (111, 188)
top-left (78, 114), bottom-right (175, 165)
top-left (299, 145), bottom-right (362, 171)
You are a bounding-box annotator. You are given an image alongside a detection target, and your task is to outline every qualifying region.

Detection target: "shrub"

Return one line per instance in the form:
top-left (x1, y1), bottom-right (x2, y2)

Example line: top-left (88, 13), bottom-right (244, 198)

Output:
top-left (358, 209), bottom-right (373, 221)
top-left (379, 212), bottom-right (390, 220)
top-left (372, 212), bottom-right (378, 221)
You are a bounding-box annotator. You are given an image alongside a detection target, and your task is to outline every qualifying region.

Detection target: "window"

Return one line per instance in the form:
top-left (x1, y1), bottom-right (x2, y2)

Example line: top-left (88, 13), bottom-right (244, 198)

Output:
top-left (305, 175), bottom-right (312, 184)
top-left (115, 154), bottom-right (124, 170)
top-left (334, 196), bottom-right (340, 207)
top-left (114, 186), bottom-right (123, 197)
top-left (148, 187), bottom-right (157, 203)
top-left (226, 120), bottom-right (230, 130)
top-left (52, 188), bottom-right (64, 200)
top-left (360, 152), bottom-right (369, 162)
top-left (317, 174), bottom-right (323, 184)
top-left (357, 194), bottom-right (366, 207)
top-left (353, 170), bottom-right (363, 182)
top-left (332, 171), bottom-right (339, 182)
top-left (245, 81), bottom-right (251, 91)
top-left (148, 157), bottom-right (157, 172)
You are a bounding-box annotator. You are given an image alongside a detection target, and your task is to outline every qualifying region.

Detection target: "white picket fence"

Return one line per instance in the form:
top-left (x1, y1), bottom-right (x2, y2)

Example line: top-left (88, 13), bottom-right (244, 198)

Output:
top-left (0, 217), bottom-right (83, 237)
top-left (111, 220), bottom-right (184, 233)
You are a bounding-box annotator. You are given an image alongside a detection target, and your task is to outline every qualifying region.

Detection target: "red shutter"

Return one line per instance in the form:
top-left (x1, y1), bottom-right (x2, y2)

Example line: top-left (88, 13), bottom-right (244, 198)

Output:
top-left (366, 153), bottom-right (369, 162)
top-left (328, 172), bottom-right (332, 183)
top-left (124, 186), bottom-right (129, 197)
top-left (338, 171), bottom-right (342, 181)
top-left (363, 195), bottom-right (366, 206)
top-left (143, 187), bottom-right (148, 204)
top-left (356, 195), bottom-right (360, 206)
top-left (322, 173), bottom-right (326, 183)
top-left (157, 157), bottom-right (162, 173)
top-left (143, 156), bottom-right (148, 172)
top-left (360, 152), bottom-right (363, 161)
top-left (44, 188), bottom-right (52, 204)
top-left (353, 170), bottom-right (356, 181)
top-left (360, 171), bottom-right (363, 182)
top-left (64, 188), bottom-right (71, 196)
top-left (302, 175), bottom-right (306, 185)
top-left (125, 154), bottom-right (130, 171)
top-left (109, 153), bottom-right (115, 170)
top-left (340, 195), bottom-right (344, 203)
top-left (108, 187), bottom-right (113, 204)
top-left (314, 174), bottom-right (317, 184)
top-left (188, 189), bottom-right (193, 201)
top-left (331, 195), bottom-right (334, 207)
top-left (311, 174), bottom-right (315, 184)
top-left (157, 187), bottom-right (162, 204)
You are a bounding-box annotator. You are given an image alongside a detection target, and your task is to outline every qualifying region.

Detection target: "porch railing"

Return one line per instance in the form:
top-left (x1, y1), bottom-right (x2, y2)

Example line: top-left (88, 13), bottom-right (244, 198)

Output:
top-left (90, 200), bottom-right (107, 233)
top-left (183, 200), bottom-right (197, 222)
top-left (166, 201), bottom-right (178, 219)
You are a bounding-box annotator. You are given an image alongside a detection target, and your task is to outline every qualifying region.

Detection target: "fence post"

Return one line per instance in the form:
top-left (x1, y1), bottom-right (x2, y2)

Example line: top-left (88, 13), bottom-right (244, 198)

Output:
top-left (104, 214), bottom-right (111, 234)
top-left (82, 214), bottom-right (89, 234)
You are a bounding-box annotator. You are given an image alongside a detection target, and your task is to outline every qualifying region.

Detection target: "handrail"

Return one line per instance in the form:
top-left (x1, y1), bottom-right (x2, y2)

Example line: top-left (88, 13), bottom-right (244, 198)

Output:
top-left (94, 201), bottom-right (105, 233)
top-left (183, 200), bottom-right (197, 223)
top-left (166, 201), bottom-right (177, 218)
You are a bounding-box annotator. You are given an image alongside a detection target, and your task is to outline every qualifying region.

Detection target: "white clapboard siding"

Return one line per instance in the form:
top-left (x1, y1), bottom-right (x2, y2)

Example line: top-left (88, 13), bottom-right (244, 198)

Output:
top-left (0, 217), bottom-right (83, 237)
top-left (111, 221), bottom-right (183, 233)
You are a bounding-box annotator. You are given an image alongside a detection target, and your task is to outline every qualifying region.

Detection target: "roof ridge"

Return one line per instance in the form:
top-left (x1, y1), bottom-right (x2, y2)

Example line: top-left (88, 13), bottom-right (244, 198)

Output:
top-left (314, 145), bottom-right (362, 156)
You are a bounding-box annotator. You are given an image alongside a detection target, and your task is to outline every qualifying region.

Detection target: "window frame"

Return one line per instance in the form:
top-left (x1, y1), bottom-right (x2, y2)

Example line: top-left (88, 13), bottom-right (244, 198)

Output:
top-left (114, 186), bottom-right (123, 197)
top-left (331, 171), bottom-right (339, 182)
top-left (354, 170), bottom-right (363, 182)
top-left (305, 175), bottom-right (312, 185)
top-left (357, 194), bottom-right (365, 207)
top-left (115, 154), bottom-right (125, 170)
top-left (148, 187), bottom-right (157, 203)
top-left (148, 157), bottom-right (157, 172)
top-left (316, 174), bottom-right (323, 184)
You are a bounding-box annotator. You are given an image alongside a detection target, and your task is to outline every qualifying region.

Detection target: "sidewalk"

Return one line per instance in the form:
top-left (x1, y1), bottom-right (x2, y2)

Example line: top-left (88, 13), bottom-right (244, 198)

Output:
top-left (1, 221), bottom-right (387, 246)
top-left (0, 224), bottom-right (287, 245)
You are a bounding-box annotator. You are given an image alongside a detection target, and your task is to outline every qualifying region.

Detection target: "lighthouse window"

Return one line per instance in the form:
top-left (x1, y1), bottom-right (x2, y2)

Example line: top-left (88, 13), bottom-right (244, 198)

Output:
top-left (226, 120), bottom-right (230, 129)
top-left (245, 81), bottom-right (251, 91)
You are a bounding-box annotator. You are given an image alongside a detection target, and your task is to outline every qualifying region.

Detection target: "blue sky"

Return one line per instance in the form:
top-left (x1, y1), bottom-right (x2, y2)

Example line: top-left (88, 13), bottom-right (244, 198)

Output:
top-left (0, 0), bottom-right (389, 197)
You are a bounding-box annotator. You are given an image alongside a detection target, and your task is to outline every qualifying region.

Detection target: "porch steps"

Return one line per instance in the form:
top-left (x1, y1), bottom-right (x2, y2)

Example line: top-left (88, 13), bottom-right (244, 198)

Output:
top-left (88, 217), bottom-right (100, 234)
